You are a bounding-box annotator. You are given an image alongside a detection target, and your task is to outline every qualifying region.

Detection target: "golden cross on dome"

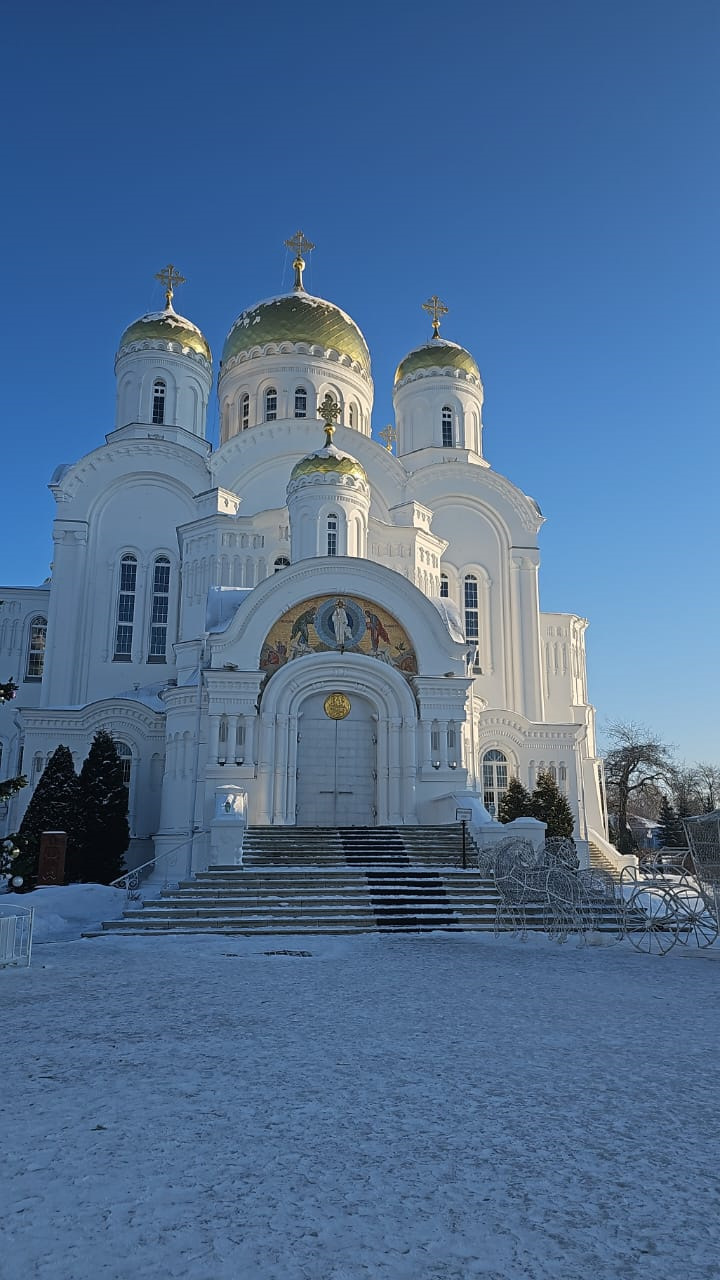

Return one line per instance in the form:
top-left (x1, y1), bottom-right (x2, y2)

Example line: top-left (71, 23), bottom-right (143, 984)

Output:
top-left (379, 424), bottom-right (397, 454)
top-left (155, 263), bottom-right (186, 310)
top-left (422, 294), bottom-right (449, 339)
top-left (318, 392), bottom-right (340, 446)
top-left (284, 230), bottom-right (315, 291)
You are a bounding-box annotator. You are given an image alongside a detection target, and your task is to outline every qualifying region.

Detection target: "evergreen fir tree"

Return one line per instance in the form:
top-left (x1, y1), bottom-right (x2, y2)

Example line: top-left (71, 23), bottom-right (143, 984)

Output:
top-left (76, 730), bottom-right (129, 883)
top-left (16, 745), bottom-right (81, 884)
top-left (497, 776), bottom-right (533, 823)
top-left (656, 794), bottom-right (684, 848)
top-left (530, 770), bottom-right (575, 839)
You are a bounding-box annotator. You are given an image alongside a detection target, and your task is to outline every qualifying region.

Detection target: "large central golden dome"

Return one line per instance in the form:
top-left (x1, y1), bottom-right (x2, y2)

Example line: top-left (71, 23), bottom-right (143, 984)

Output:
top-left (222, 291), bottom-right (371, 374)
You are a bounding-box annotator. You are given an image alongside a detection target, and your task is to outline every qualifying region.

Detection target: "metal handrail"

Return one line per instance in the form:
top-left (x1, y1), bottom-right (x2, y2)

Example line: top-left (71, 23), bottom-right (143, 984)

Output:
top-left (111, 837), bottom-right (194, 901)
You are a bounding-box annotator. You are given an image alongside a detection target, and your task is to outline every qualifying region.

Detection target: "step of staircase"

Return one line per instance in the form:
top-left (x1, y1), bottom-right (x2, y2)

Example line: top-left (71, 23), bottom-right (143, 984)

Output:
top-left (90, 824), bottom-right (624, 938)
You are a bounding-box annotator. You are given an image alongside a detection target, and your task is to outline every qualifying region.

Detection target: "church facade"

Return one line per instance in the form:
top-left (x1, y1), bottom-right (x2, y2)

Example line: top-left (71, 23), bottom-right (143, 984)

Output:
top-left (0, 238), bottom-right (608, 871)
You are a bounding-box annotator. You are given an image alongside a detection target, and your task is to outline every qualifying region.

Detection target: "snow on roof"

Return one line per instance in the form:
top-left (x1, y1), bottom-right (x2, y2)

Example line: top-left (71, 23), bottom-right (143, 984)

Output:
top-left (206, 586), bottom-right (253, 632)
top-left (430, 596), bottom-right (465, 643)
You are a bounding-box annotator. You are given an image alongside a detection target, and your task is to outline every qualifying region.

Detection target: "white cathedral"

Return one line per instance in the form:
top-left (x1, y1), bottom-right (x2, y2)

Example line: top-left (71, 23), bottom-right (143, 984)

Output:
top-left (0, 235), bottom-right (608, 873)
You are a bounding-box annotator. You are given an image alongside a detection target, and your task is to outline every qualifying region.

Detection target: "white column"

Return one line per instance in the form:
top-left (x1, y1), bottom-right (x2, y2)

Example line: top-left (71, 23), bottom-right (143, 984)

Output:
top-left (272, 715), bottom-right (289, 823)
top-left (438, 719), bottom-right (449, 768)
top-left (209, 715), bottom-right (220, 767)
top-left (375, 716), bottom-right (389, 823)
top-left (388, 717), bottom-right (402, 822)
top-left (226, 715), bottom-right (239, 763)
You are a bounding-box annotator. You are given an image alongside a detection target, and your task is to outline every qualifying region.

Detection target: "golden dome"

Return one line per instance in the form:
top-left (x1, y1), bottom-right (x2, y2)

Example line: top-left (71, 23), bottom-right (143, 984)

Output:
top-left (394, 338), bottom-right (480, 386)
top-left (119, 307), bottom-right (211, 362)
top-left (289, 446), bottom-right (367, 484)
top-left (222, 291), bottom-right (371, 374)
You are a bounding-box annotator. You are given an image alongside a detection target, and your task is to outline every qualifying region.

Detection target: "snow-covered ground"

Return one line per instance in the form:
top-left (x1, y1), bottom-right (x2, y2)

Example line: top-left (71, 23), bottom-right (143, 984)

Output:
top-left (3, 893), bottom-right (720, 1279)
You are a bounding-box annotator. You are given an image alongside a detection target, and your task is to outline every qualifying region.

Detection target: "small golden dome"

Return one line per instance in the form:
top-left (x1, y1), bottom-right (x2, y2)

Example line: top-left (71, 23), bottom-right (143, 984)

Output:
top-left (119, 307), bottom-right (211, 362)
top-left (223, 291), bottom-right (370, 373)
top-left (394, 338), bottom-right (480, 386)
top-left (289, 447), bottom-right (367, 484)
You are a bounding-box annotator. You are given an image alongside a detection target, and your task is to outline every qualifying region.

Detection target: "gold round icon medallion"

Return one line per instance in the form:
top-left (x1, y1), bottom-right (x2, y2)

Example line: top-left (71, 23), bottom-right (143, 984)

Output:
top-left (324, 692), bottom-right (351, 720)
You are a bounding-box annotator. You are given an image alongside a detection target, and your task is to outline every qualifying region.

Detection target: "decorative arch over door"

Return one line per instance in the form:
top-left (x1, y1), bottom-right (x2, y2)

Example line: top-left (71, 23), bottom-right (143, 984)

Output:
top-left (256, 652), bottom-right (418, 826)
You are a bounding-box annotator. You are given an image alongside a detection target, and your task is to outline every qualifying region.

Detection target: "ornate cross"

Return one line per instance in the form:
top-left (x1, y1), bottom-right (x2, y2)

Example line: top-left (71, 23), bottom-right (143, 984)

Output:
top-left (379, 424), bottom-right (397, 454)
top-left (422, 294), bottom-right (449, 339)
top-left (318, 392), bottom-right (340, 446)
top-left (284, 230), bottom-right (315, 291)
top-left (155, 263), bottom-right (186, 309)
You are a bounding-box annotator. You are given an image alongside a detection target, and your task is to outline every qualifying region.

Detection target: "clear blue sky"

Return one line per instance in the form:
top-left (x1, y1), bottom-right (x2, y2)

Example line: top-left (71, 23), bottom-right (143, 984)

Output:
top-left (1, 0), bottom-right (718, 763)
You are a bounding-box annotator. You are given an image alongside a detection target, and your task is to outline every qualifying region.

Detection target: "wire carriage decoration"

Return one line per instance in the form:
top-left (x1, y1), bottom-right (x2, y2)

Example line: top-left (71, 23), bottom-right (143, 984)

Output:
top-left (472, 811), bottom-right (720, 953)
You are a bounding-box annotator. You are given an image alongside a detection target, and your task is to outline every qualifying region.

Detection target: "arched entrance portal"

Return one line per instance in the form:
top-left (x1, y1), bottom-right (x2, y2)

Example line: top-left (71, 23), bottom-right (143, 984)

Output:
top-left (296, 691), bottom-right (376, 826)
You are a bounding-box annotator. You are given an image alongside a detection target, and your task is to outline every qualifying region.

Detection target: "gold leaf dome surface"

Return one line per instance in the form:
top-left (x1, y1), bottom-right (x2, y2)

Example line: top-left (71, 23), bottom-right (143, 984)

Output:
top-left (223, 291), bottom-right (371, 373)
top-left (394, 338), bottom-right (480, 386)
top-left (290, 445), bottom-right (367, 484)
top-left (119, 308), bottom-right (211, 362)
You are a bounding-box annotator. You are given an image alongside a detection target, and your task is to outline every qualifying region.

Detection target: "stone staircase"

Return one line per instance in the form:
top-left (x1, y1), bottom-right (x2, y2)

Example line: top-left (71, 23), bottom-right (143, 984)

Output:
top-left (588, 839), bottom-right (623, 881)
top-left (91, 826), bottom-right (623, 938)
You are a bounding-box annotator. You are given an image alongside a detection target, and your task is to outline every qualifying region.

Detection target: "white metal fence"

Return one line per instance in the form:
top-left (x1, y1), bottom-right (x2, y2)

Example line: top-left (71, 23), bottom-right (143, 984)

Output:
top-left (0, 903), bottom-right (34, 968)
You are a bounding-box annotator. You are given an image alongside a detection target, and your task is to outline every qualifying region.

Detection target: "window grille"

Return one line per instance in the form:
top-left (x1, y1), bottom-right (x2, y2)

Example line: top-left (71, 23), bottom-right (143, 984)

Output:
top-left (482, 749), bottom-right (508, 816)
top-left (442, 406), bottom-right (453, 447)
top-left (274, 557), bottom-right (290, 571)
top-left (151, 380), bottom-right (166, 425)
top-left (464, 575), bottom-right (479, 639)
top-left (115, 742), bottom-right (132, 788)
top-left (265, 388), bottom-right (277, 421)
top-left (148, 556), bottom-right (170, 662)
top-left (294, 388), bottom-right (307, 418)
top-left (241, 393), bottom-right (249, 430)
top-left (25, 616), bottom-right (47, 680)
top-left (440, 574), bottom-right (449, 598)
top-left (327, 515), bottom-right (338, 557)
top-left (114, 555), bottom-right (137, 660)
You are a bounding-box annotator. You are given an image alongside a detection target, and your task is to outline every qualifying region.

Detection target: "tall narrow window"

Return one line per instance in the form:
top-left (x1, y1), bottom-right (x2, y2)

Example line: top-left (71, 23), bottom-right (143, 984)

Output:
top-left (241, 393), bottom-right (249, 430)
top-left (148, 556), bottom-right (170, 662)
top-left (441, 406), bottom-right (453, 447)
top-left (440, 573), bottom-right (449, 598)
top-left (327, 514), bottom-right (338, 557)
top-left (115, 741), bottom-right (132, 788)
top-left (464, 574), bottom-right (479, 639)
top-left (482, 749), bottom-right (508, 816)
top-left (294, 387), bottom-right (307, 418)
top-left (25, 615), bottom-right (47, 680)
top-left (265, 387), bottom-right (277, 421)
top-left (348, 403), bottom-right (357, 429)
top-left (114, 555), bottom-right (137, 660)
top-left (151, 380), bottom-right (166, 425)
top-left (274, 556), bottom-right (290, 571)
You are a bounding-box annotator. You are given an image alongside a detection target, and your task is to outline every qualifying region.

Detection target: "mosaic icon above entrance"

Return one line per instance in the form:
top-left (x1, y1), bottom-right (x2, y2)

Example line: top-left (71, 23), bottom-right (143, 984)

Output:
top-left (324, 692), bottom-right (351, 720)
top-left (260, 594), bottom-right (418, 675)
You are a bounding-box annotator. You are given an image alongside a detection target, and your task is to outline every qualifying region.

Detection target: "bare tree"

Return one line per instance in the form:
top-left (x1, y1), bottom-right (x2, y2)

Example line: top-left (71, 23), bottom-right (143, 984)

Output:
top-left (695, 762), bottom-right (720, 812)
top-left (603, 722), bottom-right (675, 852)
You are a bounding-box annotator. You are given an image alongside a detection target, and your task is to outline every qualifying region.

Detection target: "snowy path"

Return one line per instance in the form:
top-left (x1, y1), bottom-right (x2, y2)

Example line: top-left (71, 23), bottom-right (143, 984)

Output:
top-left (3, 931), bottom-right (720, 1279)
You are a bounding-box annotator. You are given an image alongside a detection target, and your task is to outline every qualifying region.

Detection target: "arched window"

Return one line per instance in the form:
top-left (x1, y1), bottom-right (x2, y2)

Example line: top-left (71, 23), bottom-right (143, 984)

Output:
top-left (327, 514), bottom-right (338, 557)
top-left (25, 615), bottom-right (47, 680)
top-left (241, 393), bottom-right (249, 430)
top-left (151, 380), bottom-right (166, 425)
top-left (441, 406), bottom-right (453, 447)
top-left (294, 387), bottom-right (307, 418)
top-left (440, 573), bottom-right (449, 598)
top-left (482, 749), bottom-right (509, 817)
top-left (114, 742), bottom-right (132, 788)
top-left (558, 763), bottom-right (567, 791)
top-left (264, 387), bottom-right (277, 421)
top-left (464, 574), bottom-right (479, 640)
top-left (148, 556), bottom-right (170, 662)
top-left (348, 403), bottom-right (357, 429)
top-left (114, 555), bottom-right (137, 661)
top-left (274, 556), bottom-right (290, 572)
